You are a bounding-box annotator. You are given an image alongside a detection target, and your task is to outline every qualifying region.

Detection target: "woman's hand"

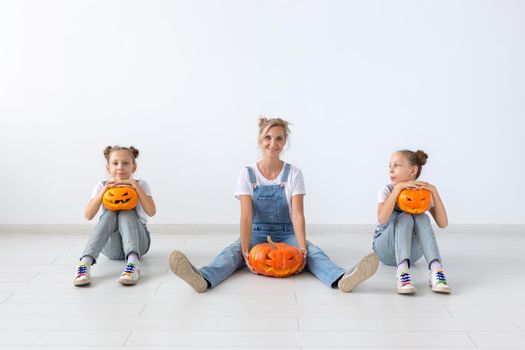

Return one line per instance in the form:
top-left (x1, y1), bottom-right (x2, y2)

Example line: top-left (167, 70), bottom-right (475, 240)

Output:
top-left (296, 248), bottom-right (308, 274)
top-left (243, 251), bottom-right (258, 274)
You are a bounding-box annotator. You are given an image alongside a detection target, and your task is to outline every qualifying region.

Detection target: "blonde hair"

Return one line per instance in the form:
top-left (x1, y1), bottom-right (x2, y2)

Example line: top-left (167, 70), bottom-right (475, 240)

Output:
top-left (257, 116), bottom-right (291, 145)
top-left (103, 145), bottom-right (139, 163)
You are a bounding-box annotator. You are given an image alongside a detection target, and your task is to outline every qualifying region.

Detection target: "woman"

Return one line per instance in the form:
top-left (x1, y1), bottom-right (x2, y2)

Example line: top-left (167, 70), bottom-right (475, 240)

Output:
top-left (169, 117), bottom-right (378, 292)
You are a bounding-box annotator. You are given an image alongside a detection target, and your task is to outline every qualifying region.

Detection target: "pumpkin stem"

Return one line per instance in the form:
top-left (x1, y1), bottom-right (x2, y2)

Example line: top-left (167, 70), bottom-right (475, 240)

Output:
top-left (267, 235), bottom-right (277, 250)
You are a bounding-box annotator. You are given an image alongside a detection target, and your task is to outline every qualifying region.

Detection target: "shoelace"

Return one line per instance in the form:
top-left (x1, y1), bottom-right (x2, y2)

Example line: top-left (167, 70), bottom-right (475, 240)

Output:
top-left (122, 264), bottom-right (136, 277)
top-left (76, 265), bottom-right (88, 277)
top-left (434, 270), bottom-right (448, 285)
top-left (399, 272), bottom-right (412, 286)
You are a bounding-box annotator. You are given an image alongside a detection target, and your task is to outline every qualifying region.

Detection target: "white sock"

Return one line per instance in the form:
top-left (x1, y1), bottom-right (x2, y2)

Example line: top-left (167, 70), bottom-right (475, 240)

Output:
top-left (429, 259), bottom-right (443, 271)
top-left (397, 259), bottom-right (409, 274)
top-left (127, 252), bottom-right (140, 267)
top-left (80, 256), bottom-right (93, 266)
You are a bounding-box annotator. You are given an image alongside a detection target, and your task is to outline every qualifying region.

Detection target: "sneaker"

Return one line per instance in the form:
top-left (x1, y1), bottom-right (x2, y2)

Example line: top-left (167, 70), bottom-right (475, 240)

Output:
top-left (118, 263), bottom-right (140, 285)
top-left (169, 250), bottom-right (208, 293)
top-left (338, 252), bottom-right (379, 293)
top-left (397, 270), bottom-right (416, 294)
top-left (429, 269), bottom-right (451, 294)
top-left (73, 264), bottom-right (91, 286)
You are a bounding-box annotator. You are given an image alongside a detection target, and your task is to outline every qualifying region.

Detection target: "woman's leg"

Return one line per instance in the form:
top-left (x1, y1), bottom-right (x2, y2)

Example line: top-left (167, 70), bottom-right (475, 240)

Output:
top-left (280, 235), bottom-right (346, 288)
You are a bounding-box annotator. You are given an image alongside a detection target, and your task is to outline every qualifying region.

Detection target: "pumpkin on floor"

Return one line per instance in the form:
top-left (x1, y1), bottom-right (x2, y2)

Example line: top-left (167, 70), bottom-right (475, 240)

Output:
top-left (397, 188), bottom-right (431, 214)
top-left (102, 187), bottom-right (139, 211)
top-left (248, 236), bottom-right (304, 277)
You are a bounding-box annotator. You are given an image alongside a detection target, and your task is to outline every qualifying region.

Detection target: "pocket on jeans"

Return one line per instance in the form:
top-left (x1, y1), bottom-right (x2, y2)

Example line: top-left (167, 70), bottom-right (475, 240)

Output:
top-left (374, 225), bottom-right (386, 239)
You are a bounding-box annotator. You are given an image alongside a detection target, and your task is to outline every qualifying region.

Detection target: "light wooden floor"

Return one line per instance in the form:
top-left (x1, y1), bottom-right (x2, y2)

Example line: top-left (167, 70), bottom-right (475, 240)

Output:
top-left (0, 224), bottom-right (524, 349)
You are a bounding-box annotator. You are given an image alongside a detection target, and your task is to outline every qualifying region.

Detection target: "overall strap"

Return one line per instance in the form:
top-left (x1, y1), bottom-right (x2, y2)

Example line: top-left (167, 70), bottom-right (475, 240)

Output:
top-left (280, 163), bottom-right (291, 187)
top-left (246, 167), bottom-right (257, 189)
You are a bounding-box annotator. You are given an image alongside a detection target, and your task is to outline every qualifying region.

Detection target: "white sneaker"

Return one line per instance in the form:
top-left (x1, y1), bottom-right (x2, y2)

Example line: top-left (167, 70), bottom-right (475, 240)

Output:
top-left (338, 253), bottom-right (379, 293)
top-left (118, 263), bottom-right (140, 285)
top-left (169, 250), bottom-right (208, 293)
top-left (73, 264), bottom-right (91, 286)
top-left (397, 270), bottom-right (416, 294)
top-left (429, 269), bottom-right (451, 294)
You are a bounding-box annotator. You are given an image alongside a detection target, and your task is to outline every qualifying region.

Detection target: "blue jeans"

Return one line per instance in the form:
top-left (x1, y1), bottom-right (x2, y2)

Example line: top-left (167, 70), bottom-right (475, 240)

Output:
top-left (373, 211), bottom-right (441, 268)
top-left (200, 224), bottom-right (346, 288)
top-left (81, 210), bottom-right (151, 264)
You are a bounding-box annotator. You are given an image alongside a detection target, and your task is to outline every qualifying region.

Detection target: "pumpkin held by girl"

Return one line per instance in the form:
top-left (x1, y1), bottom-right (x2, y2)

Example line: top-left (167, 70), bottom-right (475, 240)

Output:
top-left (397, 188), bottom-right (431, 214)
top-left (102, 187), bottom-right (139, 211)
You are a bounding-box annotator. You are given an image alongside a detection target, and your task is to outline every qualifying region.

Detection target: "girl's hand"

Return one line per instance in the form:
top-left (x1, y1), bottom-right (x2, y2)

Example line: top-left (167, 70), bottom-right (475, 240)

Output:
top-left (112, 179), bottom-right (138, 189)
top-left (395, 180), bottom-right (429, 191)
top-left (416, 181), bottom-right (437, 193)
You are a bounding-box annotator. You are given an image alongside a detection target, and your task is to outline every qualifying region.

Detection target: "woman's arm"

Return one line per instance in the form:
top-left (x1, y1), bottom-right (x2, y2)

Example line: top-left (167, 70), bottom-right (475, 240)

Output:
top-left (239, 195), bottom-right (253, 257)
top-left (291, 195), bottom-right (308, 252)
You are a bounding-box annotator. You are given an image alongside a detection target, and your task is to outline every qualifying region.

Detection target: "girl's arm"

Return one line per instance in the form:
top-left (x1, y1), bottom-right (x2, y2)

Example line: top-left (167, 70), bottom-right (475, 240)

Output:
top-left (377, 185), bottom-right (403, 225)
top-left (425, 184), bottom-right (448, 228)
top-left (291, 195), bottom-right (308, 252)
top-left (377, 181), bottom-right (424, 224)
top-left (84, 182), bottom-right (113, 220)
top-left (133, 182), bottom-right (156, 217)
top-left (113, 179), bottom-right (156, 217)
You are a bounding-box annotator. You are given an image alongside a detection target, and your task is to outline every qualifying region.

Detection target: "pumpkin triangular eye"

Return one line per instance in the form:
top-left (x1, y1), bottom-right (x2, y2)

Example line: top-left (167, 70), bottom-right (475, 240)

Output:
top-left (407, 198), bottom-right (412, 201)
top-left (123, 192), bottom-right (129, 196)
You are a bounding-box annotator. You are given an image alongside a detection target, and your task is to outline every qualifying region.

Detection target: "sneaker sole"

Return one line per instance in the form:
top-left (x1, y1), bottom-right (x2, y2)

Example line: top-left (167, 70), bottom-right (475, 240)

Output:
top-left (338, 252), bottom-right (379, 292)
top-left (169, 250), bottom-right (208, 293)
top-left (119, 277), bottom-right (139, 286)
top-left (397, 286), bottom-right (416, 294)
top-left (73, 278), bottom-right (91, 287)
top-left (430, 283), bottom-right (451, 294)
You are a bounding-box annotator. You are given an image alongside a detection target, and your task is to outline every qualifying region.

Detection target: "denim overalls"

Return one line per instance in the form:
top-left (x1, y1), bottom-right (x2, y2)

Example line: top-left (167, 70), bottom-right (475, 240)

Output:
top-left (81, 182), bottom-right (151, 264)
top-left (200, 164), bottom-right (346, 288)
top-left (372, 184), bottom-right (441, 267)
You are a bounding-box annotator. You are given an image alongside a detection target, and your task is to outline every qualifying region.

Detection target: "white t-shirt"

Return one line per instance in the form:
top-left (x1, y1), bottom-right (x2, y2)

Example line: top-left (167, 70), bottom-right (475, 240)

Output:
top-left (234, 163), bottom-right (306, 218)
top-left (91, 179), bottom-right (152, 225)
top-left (377, 185), bottom-right (434, 208)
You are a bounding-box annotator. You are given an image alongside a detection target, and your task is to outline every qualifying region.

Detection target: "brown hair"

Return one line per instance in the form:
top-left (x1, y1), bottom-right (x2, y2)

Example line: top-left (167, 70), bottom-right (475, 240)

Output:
top-left (103, 145), bottom-right (139, 163)
top-left (398, 149), bottom-right (428, 179)
top-left (257, 116), bottom-right (291, 145)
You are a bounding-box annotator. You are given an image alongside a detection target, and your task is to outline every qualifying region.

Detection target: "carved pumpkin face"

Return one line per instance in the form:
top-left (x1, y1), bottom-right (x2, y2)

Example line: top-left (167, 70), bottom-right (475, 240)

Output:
top-left (248, 236), bottom-right (304, 278)
top-left (102, 187), bottom-right (139, 211)
top-left (397, 188), bottom-right (431, 214)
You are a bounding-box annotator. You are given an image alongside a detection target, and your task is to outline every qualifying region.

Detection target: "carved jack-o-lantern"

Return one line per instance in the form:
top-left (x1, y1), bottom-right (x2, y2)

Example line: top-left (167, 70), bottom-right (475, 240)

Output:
top-left (102, 187), bottom-right (139, 211)
top-left (397, 188), bottom-right (431, 214)
top-left (248, 236), bottom-right (304, 278)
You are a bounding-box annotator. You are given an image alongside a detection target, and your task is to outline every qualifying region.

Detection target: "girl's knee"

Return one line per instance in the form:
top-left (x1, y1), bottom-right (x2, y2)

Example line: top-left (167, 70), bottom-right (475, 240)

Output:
top-left (397, 212), bottom-right (414, 225)
top-left (414, 213), bottom-right (431, 225)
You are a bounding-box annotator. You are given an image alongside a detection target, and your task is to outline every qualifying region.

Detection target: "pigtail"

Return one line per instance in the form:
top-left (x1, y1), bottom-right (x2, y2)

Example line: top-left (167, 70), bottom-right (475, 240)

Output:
top-left (103, 146), bottom-right (113, 161)
top-left (129, 146), bottom-right (140, 160)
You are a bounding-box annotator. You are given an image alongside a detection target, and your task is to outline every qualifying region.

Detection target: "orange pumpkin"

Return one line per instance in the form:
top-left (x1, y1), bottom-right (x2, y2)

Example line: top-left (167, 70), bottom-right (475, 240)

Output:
top-left (248, 236), bottom-right (304, 278)
top-left (102, 187), bottom-right (139, 211)
top-left (397, 188), bottom-right (431, 214)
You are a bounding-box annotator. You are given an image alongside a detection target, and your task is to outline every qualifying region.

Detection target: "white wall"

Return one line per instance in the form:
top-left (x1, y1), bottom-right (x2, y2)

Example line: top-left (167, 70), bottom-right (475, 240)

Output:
top-left (1, 0), bottom-right (524, 224)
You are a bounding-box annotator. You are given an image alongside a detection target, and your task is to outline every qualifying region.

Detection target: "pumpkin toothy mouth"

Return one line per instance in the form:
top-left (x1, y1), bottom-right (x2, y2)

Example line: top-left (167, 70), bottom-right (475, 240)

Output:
top-left (112, 198), bottom-right (132, 204)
